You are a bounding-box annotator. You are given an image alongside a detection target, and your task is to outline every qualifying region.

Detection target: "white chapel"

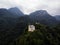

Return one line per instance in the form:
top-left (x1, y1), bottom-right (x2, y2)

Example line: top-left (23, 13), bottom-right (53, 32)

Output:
top-left (28, 25), bottom-right (35, 32)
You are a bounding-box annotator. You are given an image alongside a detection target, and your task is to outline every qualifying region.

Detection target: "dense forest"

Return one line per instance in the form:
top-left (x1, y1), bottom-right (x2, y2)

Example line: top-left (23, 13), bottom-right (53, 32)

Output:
top-left (0, 21), bottom-right (60, 45)
top-left (9, 24), bottom-right (60, 45)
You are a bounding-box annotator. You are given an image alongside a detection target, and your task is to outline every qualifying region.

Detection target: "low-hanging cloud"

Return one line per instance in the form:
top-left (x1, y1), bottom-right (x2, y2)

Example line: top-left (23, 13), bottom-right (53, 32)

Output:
top-left (0, 0), bottom-right (60, 16)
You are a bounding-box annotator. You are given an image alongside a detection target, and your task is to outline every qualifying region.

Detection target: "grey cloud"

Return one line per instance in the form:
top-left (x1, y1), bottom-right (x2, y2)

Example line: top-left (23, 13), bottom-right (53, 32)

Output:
top-left (0, 0), bottom-right (60, 15)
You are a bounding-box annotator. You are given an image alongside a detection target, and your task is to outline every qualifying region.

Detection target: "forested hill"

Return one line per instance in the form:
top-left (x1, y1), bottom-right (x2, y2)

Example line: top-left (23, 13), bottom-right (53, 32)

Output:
top-left (10, 24), bottom-right (60, 45)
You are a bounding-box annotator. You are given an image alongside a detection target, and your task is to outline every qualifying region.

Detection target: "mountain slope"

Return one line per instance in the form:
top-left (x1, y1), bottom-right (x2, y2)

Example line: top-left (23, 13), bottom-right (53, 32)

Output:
top-left (11, 24), bottom-right (60, 45)
top-left (0, 9), bottom-right (14, 17)
top-left (29, 10), bottom-right (57, 26)
top-left (54, 15), bottom-right (60, 21)
top-left (8, 7), bottom-right (24, 16)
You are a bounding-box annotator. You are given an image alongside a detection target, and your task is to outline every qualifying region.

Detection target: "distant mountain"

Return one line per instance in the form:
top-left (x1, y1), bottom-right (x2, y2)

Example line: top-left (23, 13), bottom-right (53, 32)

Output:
top-left (0, 8), bottom-right (24, 45)
top-left (8, 7), bottom-right (24, 16)
top-left (0, 8), bottom-right (18, 31)
top-left (0, 8), bottom-right (59, 30)
top-left (54, 15), bottom-right (60, 21)
top-left (0, 8), bottom-right (18, 18)
top-left (0, 8), bottom-right (13, 17)
top-left (0, 7), bottom-right (26, 30)
top-left (0, 7), bottom-right (25, 29)
top-left (29, 10), bottom-right (57, 26)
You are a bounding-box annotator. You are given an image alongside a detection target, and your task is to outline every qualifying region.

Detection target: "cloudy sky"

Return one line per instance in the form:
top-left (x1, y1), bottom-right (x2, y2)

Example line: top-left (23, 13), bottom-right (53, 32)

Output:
top-left (0, 0), bottom-right (60, 16)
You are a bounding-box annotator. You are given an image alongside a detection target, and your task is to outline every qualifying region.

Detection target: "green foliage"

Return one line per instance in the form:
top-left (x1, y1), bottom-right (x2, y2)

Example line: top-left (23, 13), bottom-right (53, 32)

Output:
top-left (12, 24), bottom-right (60, 45)
top-left (0, 17), bottom-right (60, 45)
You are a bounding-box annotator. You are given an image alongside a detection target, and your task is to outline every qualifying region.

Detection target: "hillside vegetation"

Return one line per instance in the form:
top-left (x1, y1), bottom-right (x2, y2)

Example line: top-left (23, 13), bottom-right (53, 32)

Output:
top-left (10, 24), bottom-right (60, 45)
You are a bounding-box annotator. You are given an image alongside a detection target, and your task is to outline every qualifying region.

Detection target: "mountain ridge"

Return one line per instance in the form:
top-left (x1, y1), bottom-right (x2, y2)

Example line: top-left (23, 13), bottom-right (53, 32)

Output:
top-left (0, 7), bottom-right (59, 26)
top-left (29, 10), bottom-right (57, 26)
top-left (8, 7), bottom-right (24, 16)
top-left (54, 15), bottom-right (60, 20)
